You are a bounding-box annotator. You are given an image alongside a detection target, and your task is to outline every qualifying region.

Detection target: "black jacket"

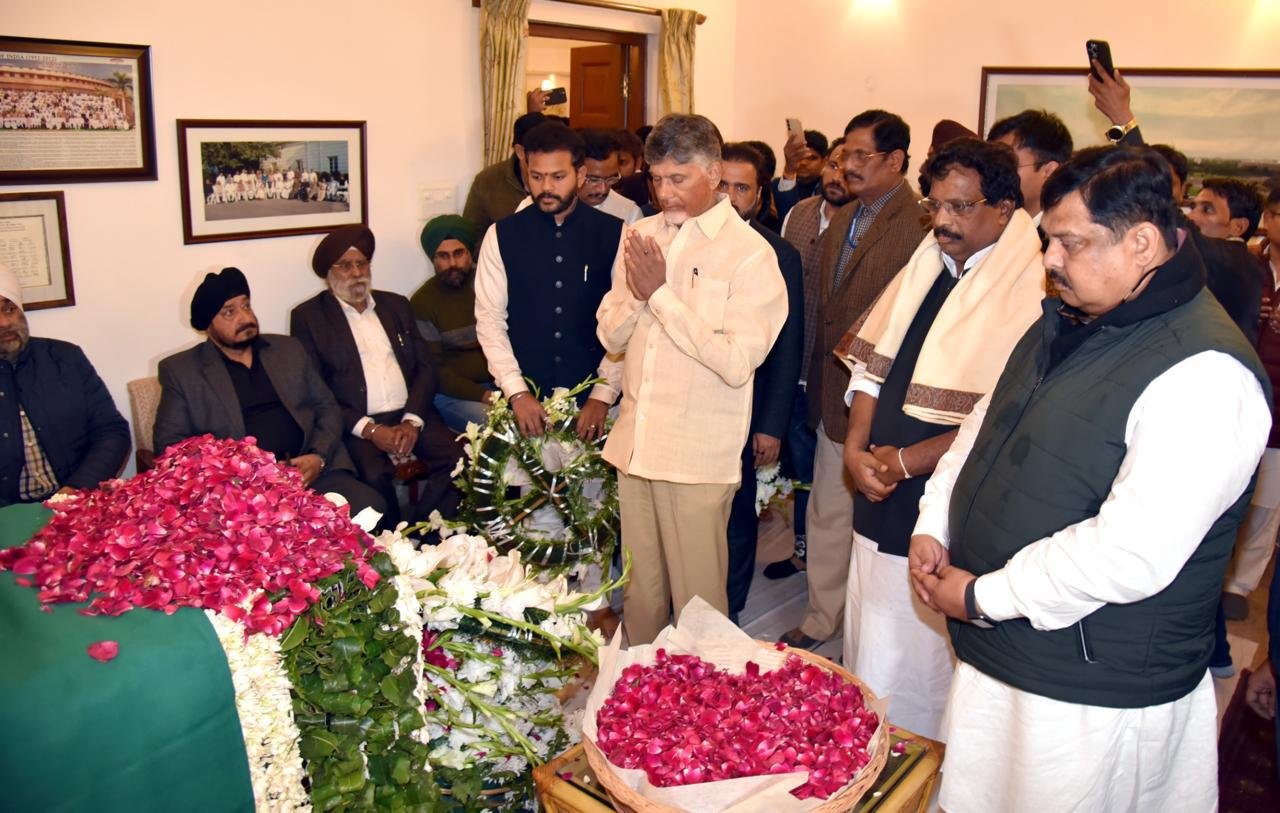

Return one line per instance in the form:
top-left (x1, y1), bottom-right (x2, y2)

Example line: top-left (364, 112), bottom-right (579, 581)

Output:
top-left (289, 290), bottom-right (438, 432)
top-left (154, 335), bottom-right (353, 471)
top-left (750, 221), bottom-right (804, 439)
top-left (0, 338), bottom-right (129, 505)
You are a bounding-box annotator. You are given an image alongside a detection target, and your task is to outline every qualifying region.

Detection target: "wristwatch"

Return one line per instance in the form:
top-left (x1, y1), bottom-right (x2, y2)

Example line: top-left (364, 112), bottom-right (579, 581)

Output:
top-left (964, 579), bottom-right (997, 629)
top-left (1105, 117), bottom-right (1138, 144)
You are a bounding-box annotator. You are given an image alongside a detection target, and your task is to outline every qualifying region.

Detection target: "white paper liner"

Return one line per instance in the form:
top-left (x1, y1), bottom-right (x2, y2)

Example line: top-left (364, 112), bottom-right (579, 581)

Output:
top-left (582, 597), bottom-right (888, 812)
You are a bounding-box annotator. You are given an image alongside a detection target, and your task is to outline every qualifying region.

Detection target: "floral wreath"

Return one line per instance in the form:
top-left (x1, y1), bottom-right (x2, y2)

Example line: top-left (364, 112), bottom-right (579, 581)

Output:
top-left (451, 378), bottom-right (619, 572)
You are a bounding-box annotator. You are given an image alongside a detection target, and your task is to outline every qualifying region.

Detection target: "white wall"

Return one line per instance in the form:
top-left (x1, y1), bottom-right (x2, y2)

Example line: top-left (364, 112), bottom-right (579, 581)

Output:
top-left (732, 0), bottom-right (1280, 173)
top-left (5, 0), bottom-right (736, 469)
top-left (9, 0), bottom-right (1277, 471)
top-left (6, 0), bottom-right (483, 465)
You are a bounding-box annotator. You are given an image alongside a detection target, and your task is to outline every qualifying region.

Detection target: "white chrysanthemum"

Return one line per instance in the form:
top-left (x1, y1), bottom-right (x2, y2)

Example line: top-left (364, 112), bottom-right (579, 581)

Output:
top-left (207, 611), bottom-right (311, 811)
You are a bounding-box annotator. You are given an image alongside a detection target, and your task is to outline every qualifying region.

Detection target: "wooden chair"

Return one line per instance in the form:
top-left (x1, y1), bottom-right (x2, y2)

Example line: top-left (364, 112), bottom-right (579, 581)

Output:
top-left (126, 376), bottom-right (162, 472)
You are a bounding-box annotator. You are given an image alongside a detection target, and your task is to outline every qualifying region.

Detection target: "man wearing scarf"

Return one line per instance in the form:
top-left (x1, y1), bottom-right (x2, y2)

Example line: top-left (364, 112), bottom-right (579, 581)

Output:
top-left (912, 147), bottom-right (1270, 810)
top-left (835, 138), bottom-right (1046, 739)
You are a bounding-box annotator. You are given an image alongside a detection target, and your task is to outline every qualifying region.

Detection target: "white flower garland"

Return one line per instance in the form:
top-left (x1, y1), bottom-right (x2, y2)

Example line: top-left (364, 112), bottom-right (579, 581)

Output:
top-left (206, 610), bottom-right (310, 812)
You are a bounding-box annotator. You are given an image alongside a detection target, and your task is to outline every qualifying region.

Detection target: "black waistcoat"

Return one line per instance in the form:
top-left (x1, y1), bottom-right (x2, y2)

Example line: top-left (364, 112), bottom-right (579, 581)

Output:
top-left (495, 201), bottom-right (623, 397)
top-left (853, 269), bottom-right (958, 556)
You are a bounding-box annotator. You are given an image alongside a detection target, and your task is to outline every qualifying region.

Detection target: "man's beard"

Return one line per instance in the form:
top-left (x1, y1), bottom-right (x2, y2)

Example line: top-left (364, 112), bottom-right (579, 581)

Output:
top-left (221, 324), bottom-right (259, 351)
top-left (0, 320), bottom-right (30, 363)
top-left (821, 181), bottom-right (850, 206)
top-left (537, 192), bottom-right (575, 215)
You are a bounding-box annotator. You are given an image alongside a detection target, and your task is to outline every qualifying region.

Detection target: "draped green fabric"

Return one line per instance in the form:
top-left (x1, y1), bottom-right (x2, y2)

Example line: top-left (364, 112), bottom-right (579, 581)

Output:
top-left (479, 0), bottom-right (532, 166)
top-left (0, 503), bottom-right (255, 813)
top-left (658, 8), bottom-right (698, 116)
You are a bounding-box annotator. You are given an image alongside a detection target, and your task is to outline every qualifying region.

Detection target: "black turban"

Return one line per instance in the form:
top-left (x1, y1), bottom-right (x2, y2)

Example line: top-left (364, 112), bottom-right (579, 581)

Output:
top-left (311, 225), bottom-right (375, 277)
top-left (190, 267), bottom-right (250, 330)
top-left (420, 215), bottom-right (478, 260)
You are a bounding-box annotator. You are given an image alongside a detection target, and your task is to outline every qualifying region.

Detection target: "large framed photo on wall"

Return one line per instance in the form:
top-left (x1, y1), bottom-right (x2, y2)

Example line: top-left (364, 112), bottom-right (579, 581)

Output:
top-left (0, 191), bottom-right (75, 310)
top-left (0, 36), bottom-right (157, 184)
top-left (979, 67), bottom-right (1280, 190)
top-left (176, 119), bottom-right (368, 245)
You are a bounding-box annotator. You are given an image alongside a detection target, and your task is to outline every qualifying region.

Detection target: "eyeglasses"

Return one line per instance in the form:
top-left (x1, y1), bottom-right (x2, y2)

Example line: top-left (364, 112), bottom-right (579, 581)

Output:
top-left (918, 197), bottom-right (989, 217)
top-left (331, 259), bottom-right (371, 272)
top-left (583, 174), bottom-right (622, 188)
top-left (845, 150), bottom-right (887, 165)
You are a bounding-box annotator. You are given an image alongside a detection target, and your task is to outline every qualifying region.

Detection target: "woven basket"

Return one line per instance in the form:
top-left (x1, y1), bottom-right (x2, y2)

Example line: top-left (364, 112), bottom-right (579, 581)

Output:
top-left (583, 642), bottom-right (889, 812)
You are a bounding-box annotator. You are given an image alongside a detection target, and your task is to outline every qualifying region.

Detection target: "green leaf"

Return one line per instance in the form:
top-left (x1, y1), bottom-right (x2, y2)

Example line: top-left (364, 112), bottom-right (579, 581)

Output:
top-left (279, 614), bottom-right (310, 651)
top-left (379, 672), bottom-right (406, 706)
top-left (299, 730), bottom-right (340, 760)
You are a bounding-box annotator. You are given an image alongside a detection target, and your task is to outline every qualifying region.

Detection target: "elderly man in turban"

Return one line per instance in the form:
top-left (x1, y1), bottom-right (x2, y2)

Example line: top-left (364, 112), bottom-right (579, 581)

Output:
top-left (410, 215), bottom-right (494, 433)
top-left (290, 226), bottom-right (463, 528)
top-left (154, 266), bottom-right (388, 520)
top-left (0, 262), bottom-right (129, 505)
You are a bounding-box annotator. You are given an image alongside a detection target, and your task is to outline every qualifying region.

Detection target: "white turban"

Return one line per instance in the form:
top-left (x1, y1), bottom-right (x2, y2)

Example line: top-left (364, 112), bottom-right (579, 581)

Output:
top-left (0, 263), bottom-right (21, 311)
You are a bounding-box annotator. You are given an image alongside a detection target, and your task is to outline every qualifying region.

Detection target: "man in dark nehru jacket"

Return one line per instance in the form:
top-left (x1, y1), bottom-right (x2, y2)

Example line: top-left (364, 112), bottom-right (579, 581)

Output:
top-left (474, 121), bottom-right (624, 439)
top-left (290, 226), bottom-right (463, 528)
top-left (154, 267), bottom-right (388, 522)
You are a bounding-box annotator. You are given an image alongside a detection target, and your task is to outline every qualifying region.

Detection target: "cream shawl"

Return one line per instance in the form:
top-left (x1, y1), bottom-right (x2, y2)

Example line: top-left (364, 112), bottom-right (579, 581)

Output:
top-left (838, 208), bottom-right (1046, 425)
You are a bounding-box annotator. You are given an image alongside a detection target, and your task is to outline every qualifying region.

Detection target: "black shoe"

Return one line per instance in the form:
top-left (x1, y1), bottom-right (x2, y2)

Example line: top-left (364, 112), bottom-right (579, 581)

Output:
top-left (778, 628), bottom-right (824, 651)
top-left (763, 556), bottom-right (806, 580)
top-left (1222, 591), bottom-right (1250, 621)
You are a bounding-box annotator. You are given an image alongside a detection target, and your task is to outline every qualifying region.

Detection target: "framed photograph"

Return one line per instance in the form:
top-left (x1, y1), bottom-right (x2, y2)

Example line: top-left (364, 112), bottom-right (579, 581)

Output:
top-left (979, 67), bottom-right (1280, 190)
top-left (176, 119), bottom-right (367, 244)
top-left (0, 191), bottom-right (74, 310)
top-left (0, 36), bottom-right (156, 184)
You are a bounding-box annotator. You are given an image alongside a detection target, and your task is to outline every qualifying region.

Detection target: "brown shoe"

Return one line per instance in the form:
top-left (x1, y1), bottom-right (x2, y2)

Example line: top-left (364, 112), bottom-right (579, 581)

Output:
top-left (587, 606), bottom-right (622, 640)
top-left (778, 628), bottom-right (824, 651)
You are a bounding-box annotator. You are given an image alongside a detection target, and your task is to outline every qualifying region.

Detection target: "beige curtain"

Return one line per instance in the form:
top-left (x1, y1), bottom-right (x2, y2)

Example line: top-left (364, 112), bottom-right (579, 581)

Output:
top-left (480, 0), bottom-right (532, 166)
top-left (658, 8), bottom-right (697, 117)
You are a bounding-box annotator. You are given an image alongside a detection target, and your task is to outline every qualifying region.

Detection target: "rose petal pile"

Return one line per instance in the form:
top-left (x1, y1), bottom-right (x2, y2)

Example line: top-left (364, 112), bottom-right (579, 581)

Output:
top-left (0, 435), bottom-right (375, 636)
top-left (595, 649), bottom-right (878, 800)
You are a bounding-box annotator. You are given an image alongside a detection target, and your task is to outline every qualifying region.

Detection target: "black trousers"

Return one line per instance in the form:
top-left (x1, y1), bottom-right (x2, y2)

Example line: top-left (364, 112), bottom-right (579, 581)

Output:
top-left (344, 409), bottom-right (464, 527)
top-left (725, 443), bottom-right (758, 617)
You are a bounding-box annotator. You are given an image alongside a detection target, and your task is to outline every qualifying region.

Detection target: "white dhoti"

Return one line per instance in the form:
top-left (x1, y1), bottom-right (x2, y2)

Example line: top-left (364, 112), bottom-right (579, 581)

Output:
top-left (842, 533), bottom-right (955, 740)
top-left (940, 662), bottom-right (1218, 813)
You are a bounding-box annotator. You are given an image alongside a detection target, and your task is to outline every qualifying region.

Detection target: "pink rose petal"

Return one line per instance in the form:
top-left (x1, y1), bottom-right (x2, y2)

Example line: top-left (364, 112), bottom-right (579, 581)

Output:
top-left (87, 640), bottom-right (119, 662)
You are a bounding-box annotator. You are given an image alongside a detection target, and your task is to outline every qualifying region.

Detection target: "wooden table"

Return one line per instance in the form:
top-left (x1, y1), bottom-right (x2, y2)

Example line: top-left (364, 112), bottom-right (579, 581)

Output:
top-left (534, 728), bottom-right (944, 813)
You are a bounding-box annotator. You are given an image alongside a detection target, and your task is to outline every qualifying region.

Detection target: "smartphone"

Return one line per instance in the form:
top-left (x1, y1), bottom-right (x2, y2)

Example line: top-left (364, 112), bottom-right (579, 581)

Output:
top-left (785, 118), bottom-right (803, 138)
top-left (1086, 39), bottom-right (1115, 80)
top-left (545, 86), bottom-right (567, 106)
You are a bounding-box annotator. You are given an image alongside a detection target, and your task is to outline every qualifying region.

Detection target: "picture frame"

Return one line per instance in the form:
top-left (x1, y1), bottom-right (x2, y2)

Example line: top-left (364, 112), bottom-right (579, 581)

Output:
top-left (176, 119), bottom-right (368, 245)
top-left (0, 191), bottom-right (75, 310)
top-left (979, 67), bottom-right (1280, 189)
top-left (0, 36), bottom-right (157, 184)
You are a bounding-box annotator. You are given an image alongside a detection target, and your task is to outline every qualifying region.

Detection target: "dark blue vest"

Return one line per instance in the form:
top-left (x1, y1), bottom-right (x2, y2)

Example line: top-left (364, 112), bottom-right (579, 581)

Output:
top-left (495, 201), bottom-right (622, 397)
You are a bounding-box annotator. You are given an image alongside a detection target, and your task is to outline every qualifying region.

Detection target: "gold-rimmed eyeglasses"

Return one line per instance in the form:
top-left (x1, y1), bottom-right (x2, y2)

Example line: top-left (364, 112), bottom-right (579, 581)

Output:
top-left (918, 197), bottom-right (989, 217)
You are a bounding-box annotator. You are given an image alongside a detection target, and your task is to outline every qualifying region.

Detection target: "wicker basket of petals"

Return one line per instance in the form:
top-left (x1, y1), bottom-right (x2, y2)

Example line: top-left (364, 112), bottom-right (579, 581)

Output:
top-left (583, 641), bottom-right (888, 812)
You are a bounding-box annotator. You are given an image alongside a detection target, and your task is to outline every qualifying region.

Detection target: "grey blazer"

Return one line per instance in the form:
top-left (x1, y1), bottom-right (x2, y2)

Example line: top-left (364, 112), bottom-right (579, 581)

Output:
top-left (153, 334), bottom-right (353, 471)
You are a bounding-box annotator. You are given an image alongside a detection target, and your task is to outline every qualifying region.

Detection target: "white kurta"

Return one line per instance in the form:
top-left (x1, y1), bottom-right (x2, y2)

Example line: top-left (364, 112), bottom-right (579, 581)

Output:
top-left (912, 350), bottom-right (1271, 812)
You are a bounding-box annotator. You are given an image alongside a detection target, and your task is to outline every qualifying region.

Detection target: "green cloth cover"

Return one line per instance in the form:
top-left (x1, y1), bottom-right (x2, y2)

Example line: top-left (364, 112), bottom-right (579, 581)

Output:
top-left (0, 503), bottom-right (255, 812)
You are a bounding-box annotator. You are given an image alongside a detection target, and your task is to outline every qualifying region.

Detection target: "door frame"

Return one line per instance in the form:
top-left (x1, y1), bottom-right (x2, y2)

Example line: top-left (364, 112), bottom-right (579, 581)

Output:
top-left (529, 21), bottom-right (646, 128)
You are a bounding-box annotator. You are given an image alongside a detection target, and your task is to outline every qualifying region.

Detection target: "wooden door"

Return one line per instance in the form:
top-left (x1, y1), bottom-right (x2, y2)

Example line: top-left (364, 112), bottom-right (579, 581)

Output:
top-left (570, 44), bottom-right (626, 129)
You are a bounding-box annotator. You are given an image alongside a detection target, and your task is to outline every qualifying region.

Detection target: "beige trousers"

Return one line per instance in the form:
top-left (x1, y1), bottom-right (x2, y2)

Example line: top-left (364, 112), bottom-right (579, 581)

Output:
top-left (799, 423), bottom-right (856, 640)
top-left (619, 472), bottom-right (736, 645)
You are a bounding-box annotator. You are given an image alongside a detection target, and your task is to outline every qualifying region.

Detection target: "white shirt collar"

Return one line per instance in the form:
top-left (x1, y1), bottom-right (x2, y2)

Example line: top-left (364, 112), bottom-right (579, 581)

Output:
top-left (335, 294), bottom-right (375, 316)
top-left (664, 194), bottom-right (734, 239)
top-left (940, 241), bottom-right (998, 278)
